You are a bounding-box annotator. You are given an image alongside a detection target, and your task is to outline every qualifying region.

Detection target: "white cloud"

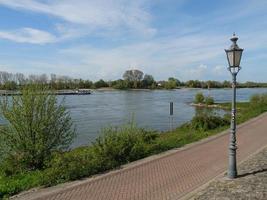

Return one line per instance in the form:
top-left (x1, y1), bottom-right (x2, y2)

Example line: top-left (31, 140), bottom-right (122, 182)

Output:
top-left (186, 64), bottom-right (208, 79)
top-left (212, 65), bottom-right (225, 75)
top-left (0, 0), bottom-right (155, 39)
top-left (0, 0), bottom-right (267, 82)
top-left (0, 28), bottom-right (56, 44)
top-left (56, 33), bottom-right (227, 80)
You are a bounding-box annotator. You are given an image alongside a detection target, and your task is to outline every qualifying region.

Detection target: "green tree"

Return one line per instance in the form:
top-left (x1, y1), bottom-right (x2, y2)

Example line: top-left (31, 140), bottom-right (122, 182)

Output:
top-left (168, 77), bottom-right (181, 86)
top-left (94, 79), bottom-right (109, 88)
top-left (0, 84), bottom-right (75, 173)
top-left (142, 74), bottom-right (155, 88)
top-left (2, 81), bottom-right (18, 90)
top-left (186, 80), bottom-right (202, 88)
top-left (123, 69), bottom-right (144, 88)
top-left (222, 80), bottom-right (231, 88)
top-left (163, 77), bottom-right (178, 89)
top-left (112, 79), bottom-right (128, 89)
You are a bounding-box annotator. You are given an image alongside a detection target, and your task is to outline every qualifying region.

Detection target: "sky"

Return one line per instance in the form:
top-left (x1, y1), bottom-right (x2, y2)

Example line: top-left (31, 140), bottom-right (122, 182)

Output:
top-left (0, 0), bottom-right (266, 82)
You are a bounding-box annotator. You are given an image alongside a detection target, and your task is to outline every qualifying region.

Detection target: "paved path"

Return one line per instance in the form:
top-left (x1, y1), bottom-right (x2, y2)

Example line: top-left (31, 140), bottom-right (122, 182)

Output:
top-left (15, 113), bottom-right (267, 200)
top-left (192, 147), bottom-right (267, 200)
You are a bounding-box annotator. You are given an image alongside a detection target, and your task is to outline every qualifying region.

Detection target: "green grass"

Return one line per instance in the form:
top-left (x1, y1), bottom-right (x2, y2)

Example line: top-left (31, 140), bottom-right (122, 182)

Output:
top-left (0, 171), bottom-right (43, 199)
top-left (1, 93), bottom-right (267, 199)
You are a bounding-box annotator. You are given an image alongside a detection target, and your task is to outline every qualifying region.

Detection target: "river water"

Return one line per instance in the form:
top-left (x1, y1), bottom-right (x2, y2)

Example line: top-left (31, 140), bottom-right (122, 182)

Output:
top-left (61, 88), bottom-right (267, 147)
top-left (1, 88), bottom-right (267, 147)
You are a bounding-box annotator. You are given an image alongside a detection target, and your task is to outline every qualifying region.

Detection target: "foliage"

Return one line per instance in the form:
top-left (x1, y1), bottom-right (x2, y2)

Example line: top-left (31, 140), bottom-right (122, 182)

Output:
top-left (39, 124), bottom-right (158, 186)
top-left (0, 84), bottom-right (75, 174)
top-left (189, 114), bottom-right (229, 131)
top-left (186, 80), bottom-right (203, 88)
top-left (141, 74), bottom-right (156, 88)
top-left (0, 171), bottom-right (43, 199)
top-left (1, 70), bottom-right (267, 90)
top-left (123, 70), bottom-right (144, 82)
top-left (194, 93), bottom-right (214, 105)
top-left (123, 70), bottom-right (144, 89)
top-left (194, 92), bottom-right (205, 103)
top-left (41, 147), bottom-right (99, 186)
top-left (112, 79), bottom-right (129, 89)
top-left (92, 124), bottom-right (158, 169)
top-left (250, 94), bottom-right (261, 103)
top-left (94, 79), bottom-right (109, 88)
top-left (250, 93), bottom-right (267, 105)
top-left (205, 96), bottom-right (214, 105)
top-left (247, 93), bottom-right (267, 116)
top-left (157, 77), bottom-right (180, 89)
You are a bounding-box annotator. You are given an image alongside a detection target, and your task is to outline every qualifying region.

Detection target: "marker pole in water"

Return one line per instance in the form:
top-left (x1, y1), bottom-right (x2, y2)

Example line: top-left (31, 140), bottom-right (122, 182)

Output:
top-left (169, 102), bottom-right (174, 131)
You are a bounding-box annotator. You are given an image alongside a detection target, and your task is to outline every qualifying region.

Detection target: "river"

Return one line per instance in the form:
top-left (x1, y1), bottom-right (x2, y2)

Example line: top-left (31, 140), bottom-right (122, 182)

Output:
top-left (60, 88), bottom-right (267, 147)
top-left (1, 88), bottom-right (267, 147)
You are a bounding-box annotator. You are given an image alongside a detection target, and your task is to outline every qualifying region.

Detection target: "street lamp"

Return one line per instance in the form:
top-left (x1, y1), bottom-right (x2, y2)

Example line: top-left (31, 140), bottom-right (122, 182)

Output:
top-left (225, 33), bottom-right (243, 179)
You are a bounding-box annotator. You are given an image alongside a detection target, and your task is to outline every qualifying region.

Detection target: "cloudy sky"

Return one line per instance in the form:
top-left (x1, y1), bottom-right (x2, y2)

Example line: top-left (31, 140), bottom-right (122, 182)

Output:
top-left (0, 0), bottom-right (266, 81)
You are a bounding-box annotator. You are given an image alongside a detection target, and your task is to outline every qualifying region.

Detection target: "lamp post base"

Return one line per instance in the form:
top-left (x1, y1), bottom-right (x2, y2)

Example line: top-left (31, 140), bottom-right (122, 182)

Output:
top-left (228, 168), bottom-right (237, 179)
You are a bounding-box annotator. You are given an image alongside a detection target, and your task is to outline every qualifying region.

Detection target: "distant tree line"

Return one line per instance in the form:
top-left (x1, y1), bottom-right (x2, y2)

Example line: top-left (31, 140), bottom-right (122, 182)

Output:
top-left (0, 70), bottom-right (267, 90)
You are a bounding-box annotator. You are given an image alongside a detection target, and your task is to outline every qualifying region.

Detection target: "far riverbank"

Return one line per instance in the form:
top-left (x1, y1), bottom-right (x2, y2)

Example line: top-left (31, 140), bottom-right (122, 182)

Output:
top-left (2, 86), bottom-right (267, 94)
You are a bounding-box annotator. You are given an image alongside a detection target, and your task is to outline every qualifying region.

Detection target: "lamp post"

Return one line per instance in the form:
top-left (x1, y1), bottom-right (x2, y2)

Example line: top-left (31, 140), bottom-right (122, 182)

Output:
top-left (225, 33), bottom-right (243, 179)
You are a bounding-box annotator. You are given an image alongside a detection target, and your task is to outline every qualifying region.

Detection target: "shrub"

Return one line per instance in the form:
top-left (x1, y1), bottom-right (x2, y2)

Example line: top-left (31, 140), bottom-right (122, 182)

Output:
top-left (0, 84), bottom-right (76, 175)
top-left (250, 93), bottom-right (267, 105)
top-left (194, 92), bottom-right (205, 104)
top-left (205, 96), bottom-right (214, 105)
top-left (190, 114), bottom-right (229, 131)
top-left (250, 94), bottom-right (261, 104)
top-left (249, 93), bottom-right (267, 113)
top-left (42, 147), bottom-right (99, 186)
top-left (92, 124), bottom-right (158, 169)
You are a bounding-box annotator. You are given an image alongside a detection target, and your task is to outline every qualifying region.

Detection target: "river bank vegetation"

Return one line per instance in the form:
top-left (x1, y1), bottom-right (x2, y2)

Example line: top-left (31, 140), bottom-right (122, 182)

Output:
top-left (0, 85), bottom-right (267, 199)
top-left (1, 70), bottom-right (267, 91)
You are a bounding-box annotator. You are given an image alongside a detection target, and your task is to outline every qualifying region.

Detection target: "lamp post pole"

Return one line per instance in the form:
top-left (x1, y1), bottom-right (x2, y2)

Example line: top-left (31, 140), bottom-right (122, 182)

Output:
top-left (225, 34), bottom-right (243, 179)
top-left (228, 68), bottom-right (239, 178)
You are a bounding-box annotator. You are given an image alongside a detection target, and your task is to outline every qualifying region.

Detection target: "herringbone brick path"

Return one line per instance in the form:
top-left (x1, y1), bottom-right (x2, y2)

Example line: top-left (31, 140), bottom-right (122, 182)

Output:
top-left (15, 113), bottom-right (267, 200)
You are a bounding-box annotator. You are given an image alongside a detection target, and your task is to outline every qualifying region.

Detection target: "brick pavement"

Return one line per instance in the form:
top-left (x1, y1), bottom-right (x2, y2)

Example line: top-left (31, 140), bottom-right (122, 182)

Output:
top-left (191, 147), bottom-right (267, 200)
top-left (14, 113), bottom-right (267, 200)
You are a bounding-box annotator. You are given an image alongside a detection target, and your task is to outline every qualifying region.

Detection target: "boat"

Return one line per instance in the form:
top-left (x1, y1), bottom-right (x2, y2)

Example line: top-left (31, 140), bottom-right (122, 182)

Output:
top-left (75, 89), bottom-right (91, 95)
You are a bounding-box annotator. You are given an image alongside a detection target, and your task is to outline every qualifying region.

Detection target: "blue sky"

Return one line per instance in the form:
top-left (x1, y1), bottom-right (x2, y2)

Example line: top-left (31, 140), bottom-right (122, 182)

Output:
top-left (0, 0), bottom-right (266, 82)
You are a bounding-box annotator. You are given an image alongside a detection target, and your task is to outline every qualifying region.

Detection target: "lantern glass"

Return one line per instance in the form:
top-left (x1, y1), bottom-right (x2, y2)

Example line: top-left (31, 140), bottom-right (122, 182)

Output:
top-left (226, 51), bottom-right (234, 67)
top-left (226, 49), bottom-right (243, 67)
top-left (234, 50), bottom-right (242, 67)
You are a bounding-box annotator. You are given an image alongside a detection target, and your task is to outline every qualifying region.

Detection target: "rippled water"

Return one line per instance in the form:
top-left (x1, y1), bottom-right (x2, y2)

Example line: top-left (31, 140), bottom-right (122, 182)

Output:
top-left (1, 88), bottom-right (267, 147)
top-left (63, 88), bottom-right (267, 147)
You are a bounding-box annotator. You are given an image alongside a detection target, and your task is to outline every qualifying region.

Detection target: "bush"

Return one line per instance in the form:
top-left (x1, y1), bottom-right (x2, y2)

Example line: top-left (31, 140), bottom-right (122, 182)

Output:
top-left (0, 84), bottom-right (76, 175)
top-left (249, 93), bottom-right (267, 114)
top-left (250, 94), bottom-right (261, 104)
top-left (42, 123), bottom-right (158, 185)
top-left (190, 114), bottom-right (229, 131)
top-left (250, 93), bottom-right (267, 105)
top-left (42, 147), bottom-right (99, 186)
top-left (92, 124), bottom-right (158, 169)
top-left (205, 96), bottom-right (214, 105)
top-left (194, 92), bottom-right (205, 104)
